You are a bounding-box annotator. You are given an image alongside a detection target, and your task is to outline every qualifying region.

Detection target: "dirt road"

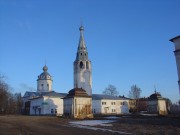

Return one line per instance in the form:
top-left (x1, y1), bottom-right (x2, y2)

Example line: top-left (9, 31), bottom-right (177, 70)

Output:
top-left (0, 115), bottom-right (180, 135)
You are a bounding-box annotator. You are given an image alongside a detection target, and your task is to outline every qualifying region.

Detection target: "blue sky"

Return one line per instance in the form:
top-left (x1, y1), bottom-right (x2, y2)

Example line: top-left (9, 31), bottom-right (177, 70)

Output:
top-left (0, 0), bottom-right (180, 103)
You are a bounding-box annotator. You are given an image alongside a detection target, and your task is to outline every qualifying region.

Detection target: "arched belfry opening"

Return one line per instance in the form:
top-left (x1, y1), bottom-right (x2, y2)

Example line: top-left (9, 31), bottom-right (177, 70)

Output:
top-left (80, 61), bottom-right (83, 69)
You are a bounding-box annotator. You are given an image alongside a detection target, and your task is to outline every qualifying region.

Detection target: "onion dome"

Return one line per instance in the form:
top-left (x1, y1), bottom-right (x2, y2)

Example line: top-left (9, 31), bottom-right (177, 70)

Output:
top-left (149, 92), bottom-right (162, 100)
top-left (37, 65), bottom-right (52, 80)
top-left (43, 65), bottom-right (48, 72)
top-left (79, 25), bottom-right (84, 31)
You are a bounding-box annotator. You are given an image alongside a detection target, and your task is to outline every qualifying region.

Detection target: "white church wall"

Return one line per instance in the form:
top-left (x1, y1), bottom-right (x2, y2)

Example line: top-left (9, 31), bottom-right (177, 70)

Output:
top-left (30, 96), bottom-right (64, 116)
top-left (158, 100), bottom-right (167, 115)
top-left (37, 80), bottom-right (52, 92)
top-left (73, 97), bottom-right (92, 117)
top-left (43, 96), bottom-right (64, 116)
top-left (30, 98), bottom-right (43, 115)
top-left (64, 98), bottom-right (73, 116)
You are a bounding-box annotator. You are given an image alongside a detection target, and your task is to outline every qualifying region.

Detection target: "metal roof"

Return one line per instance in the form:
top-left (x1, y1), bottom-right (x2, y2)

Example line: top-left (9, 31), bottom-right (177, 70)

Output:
top-left (92, 94), bottom-right (129, 100)
top-left (23, 91), bottom-right (67, 99)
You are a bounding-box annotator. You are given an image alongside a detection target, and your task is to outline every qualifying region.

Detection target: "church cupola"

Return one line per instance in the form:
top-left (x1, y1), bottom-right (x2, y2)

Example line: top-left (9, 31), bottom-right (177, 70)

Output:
top-left (37, 65), bottom-right (53, 92)
top-left (74, 25), bottom-right (92, 96)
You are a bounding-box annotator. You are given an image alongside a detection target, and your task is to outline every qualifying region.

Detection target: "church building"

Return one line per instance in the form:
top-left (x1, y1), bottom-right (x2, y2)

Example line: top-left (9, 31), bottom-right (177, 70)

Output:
top-left (22, 25), bottom-right (130, 117)
top-left (23, 65), bottom-right (66, 116)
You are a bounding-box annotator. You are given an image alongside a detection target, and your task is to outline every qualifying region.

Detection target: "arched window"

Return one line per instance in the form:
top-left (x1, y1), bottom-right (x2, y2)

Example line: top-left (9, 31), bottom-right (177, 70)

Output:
top-left (80, 61), bottom-right (83, 69)
top-left (86, 61), bottom-right (89, 69)
top-left (41, 84), bottom-right (44, 90)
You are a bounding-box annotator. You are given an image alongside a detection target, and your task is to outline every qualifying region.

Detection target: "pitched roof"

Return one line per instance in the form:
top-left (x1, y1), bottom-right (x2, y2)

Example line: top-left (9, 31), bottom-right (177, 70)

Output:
top-left (23, 91), bottom-right (40, 98)
top-left (92, 94), bottom-right (129, 100)
top-left (23, 91), bottom-right (67, 100)
top-left (64, 88), bottom-right (91, 98)
top-left (169, 35), bottom-right (180, 42)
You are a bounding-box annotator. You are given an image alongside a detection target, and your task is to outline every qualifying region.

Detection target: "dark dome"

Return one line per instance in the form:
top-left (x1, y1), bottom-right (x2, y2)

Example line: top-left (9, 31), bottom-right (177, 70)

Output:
top-left (149, 92), bottom-right (162, 100)
top-left (43, 65), bottom-right (48, 72)
top-left (79, 25), bottom-right (84, 31)
top-left (66, 88), bottom-right (89, 97)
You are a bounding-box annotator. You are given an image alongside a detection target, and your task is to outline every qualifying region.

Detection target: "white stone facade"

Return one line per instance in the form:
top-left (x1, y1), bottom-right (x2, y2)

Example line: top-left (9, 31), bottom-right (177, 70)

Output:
top-left (37, 79), bottom-right (52, 92)
top-left (64, 97), bottom-right (92, 118)
top-left (30, 95), bottom-right (64, 116)
top-left (37, 65), bottom-right (53, 92)
top-left (74, 61), bottom-right (92, 95)
top-left (92, 95), bottom-right (129, 115)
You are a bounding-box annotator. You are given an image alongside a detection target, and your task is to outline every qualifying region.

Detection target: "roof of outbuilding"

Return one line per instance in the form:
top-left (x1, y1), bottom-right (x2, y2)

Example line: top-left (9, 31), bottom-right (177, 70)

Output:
top-left (92, 94), bottom-right (129, 100)
top-left (64, 88), bottom-right (91, 98)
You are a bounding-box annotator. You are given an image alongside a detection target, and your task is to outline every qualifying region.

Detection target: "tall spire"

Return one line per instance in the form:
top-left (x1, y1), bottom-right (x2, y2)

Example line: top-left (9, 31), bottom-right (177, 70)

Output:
top-left (78, 25), bottom-right (86, 50)
top-left (76, 25), bottom-right (88, 60)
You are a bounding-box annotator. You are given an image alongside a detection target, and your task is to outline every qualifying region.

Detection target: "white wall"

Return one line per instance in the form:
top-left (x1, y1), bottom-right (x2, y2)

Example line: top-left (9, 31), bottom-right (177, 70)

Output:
top-left (64, 98), bottom-right (73, 116)
top-left (30, 96), bottom-right (64, 115)
top-left (158, 100), bottom-right (167, 114)
top-left (92, 99), bottom-right (129, 115)
top-left (30, 98), bottom-right (43, 115)
top-left (74, 60), bottom-right (92, 95)
top-left (37, 80), bottom-right (52, 92)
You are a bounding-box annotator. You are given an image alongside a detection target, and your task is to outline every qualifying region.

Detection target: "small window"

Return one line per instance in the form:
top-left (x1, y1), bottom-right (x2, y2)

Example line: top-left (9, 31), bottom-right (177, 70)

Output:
top-left (80, 61), bottom-right (83, 68)
top-left (86, 61), bottom-right (89, 69)
top-left (81, 53), bottom-right (82, 56)
top-left (41, 84), bottom-right (44, 86)
top-left (112, 109), bottom-right (116, 112)
top-left (51, 109), bottom-right (54, 114)
top-left (55, 109), bottom-right (57, 114)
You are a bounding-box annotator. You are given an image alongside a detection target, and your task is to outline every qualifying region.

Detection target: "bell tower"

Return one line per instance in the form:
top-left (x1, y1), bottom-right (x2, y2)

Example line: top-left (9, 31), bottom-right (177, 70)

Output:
top-left (74, 25), bottom-right (92, 95)
top-left (170, 35), bottom-right (180, 91)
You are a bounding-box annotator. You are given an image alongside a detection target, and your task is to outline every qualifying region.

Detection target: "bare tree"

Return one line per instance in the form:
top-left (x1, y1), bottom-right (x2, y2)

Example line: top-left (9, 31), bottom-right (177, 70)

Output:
top-left (128, 85), bottom-right (141, 99)
top-left (128, 85), bottom-right (142, 112)
top-left (0, 74), bottom-right (23, 114)
top-left (103, 84), bottom-right (119, 96)
top-left (0, 74), bottom-right (9, 114)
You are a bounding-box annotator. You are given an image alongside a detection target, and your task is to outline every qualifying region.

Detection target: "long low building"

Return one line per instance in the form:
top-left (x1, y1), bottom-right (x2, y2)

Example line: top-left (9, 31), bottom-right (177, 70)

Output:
top-left (23, 91), bottom-right (130, 116)
top-left (92, 94), bottom-right (130, 115)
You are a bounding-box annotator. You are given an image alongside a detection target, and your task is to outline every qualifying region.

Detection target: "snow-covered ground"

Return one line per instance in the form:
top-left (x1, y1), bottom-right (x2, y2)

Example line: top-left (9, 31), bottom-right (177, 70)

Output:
top-left (68, 120), bottom-right (132, 135)
top-left (69, 120), bottom-right (115, 126)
